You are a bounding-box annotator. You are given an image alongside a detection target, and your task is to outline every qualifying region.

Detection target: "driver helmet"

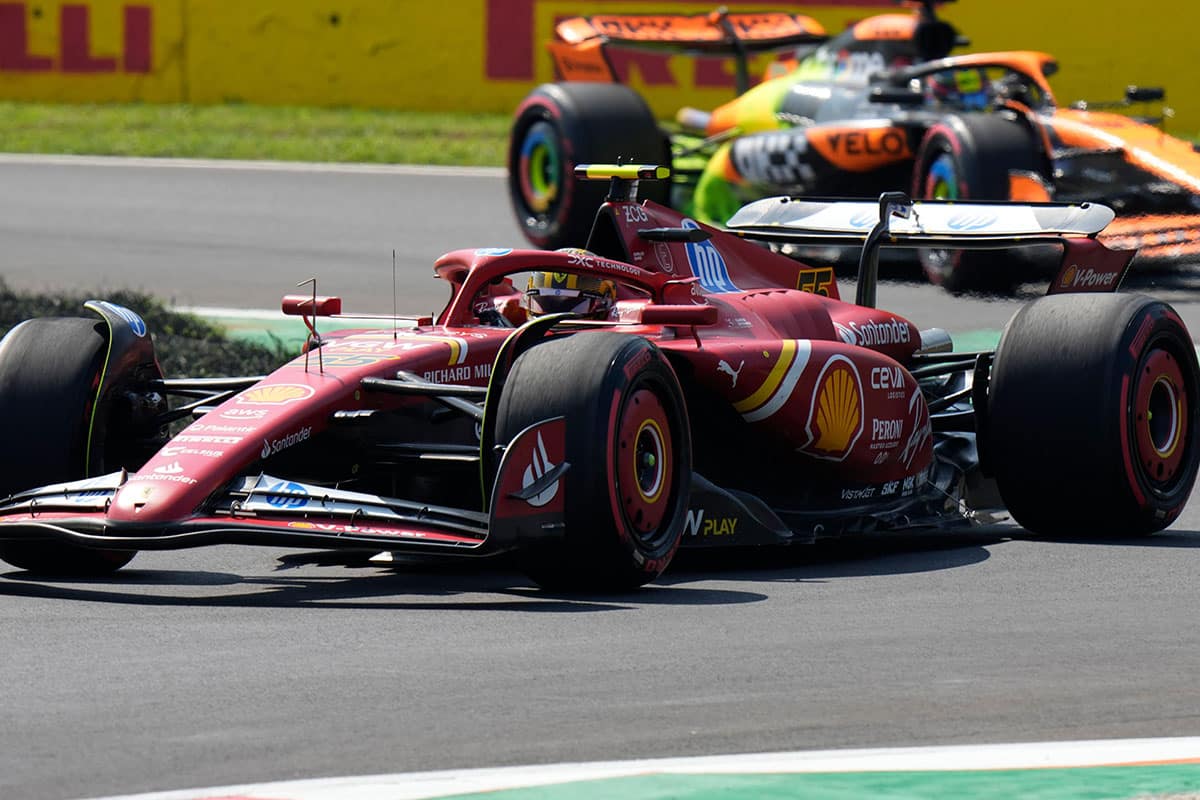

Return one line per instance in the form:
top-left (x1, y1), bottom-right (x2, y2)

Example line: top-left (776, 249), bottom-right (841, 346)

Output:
top-left (524, 266), bottom-right (616, 319)
top-left (927, 68), bottom-right (991, 110)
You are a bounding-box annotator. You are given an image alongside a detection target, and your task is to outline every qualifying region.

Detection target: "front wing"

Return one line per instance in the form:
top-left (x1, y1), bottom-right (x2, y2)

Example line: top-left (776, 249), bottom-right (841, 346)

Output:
top-left (0, 417), bottom-right (574, 558)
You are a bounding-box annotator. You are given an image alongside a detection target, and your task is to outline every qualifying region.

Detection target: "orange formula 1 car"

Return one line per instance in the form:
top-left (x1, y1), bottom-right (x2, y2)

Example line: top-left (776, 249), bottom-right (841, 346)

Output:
top-left (509, 1), bottom-right (1200, 292)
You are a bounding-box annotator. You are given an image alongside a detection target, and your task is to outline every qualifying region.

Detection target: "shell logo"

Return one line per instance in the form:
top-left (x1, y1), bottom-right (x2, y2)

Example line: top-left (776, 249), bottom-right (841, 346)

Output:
top-left (236, 384), bottom-right (315, 406)
top-left (1061, 264), bottom-right (1078, 288)
top-left (805, 356), bottom-right (864, 461)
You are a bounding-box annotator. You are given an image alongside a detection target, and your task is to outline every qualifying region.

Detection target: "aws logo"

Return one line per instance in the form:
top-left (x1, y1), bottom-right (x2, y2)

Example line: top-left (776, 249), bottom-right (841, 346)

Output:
top-left (804, 356), bottom-right (864, 461)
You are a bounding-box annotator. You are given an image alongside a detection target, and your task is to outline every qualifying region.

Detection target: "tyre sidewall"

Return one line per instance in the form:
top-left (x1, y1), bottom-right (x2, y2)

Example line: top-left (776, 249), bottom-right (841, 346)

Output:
top-left (497, 332), bottom-right (691, 589)
top-left (989, 294), bottom-right (1199, 534)
top-left (508, 83), bottom-right (669, 249)
top-left (0, 317), bottom-right (138, 574)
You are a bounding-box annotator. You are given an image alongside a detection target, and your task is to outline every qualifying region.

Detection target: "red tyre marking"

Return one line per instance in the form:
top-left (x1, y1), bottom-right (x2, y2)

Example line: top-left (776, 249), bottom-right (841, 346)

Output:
top-left (1118, 373), bottom-right (1147, 507)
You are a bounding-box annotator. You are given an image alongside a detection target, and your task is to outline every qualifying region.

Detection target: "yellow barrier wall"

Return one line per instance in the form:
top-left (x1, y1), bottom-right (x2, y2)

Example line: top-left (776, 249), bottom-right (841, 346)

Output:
top-left (0, 0), bottom-right (1195, 130)
top-left (0, 1), bottom-right (182, 102)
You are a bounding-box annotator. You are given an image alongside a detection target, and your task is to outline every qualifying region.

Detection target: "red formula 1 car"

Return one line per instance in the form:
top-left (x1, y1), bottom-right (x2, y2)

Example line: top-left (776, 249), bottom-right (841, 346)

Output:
top-left (509, 1), bottom-right (1200, 292)
top-left (1, 168), bottom-right (1197, 590)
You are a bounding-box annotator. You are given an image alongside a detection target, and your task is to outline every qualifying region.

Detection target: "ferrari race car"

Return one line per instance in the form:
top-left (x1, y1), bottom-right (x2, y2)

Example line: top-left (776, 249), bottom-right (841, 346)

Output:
top-left (509, 1), bottom-right (1200, 292)
top-left (1, 167), bottom-right (1197, 591)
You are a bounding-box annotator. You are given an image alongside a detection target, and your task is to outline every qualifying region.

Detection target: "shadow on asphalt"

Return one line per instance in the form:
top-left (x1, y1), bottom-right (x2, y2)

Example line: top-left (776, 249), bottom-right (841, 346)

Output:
top-left (1005, 528), bottom-right (1200, 547)
top-left (1, 524), bottom-right (1195, 607)
top-left (661, 527), bottom-right (1006, 585)
top-left (0, 527), bottom-right (1021, 608)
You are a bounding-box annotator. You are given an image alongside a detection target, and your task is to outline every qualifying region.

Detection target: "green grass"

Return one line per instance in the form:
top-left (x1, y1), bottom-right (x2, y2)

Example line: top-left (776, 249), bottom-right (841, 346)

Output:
top-left (0, 99), bottom-right (1194, 168)
top-left (0, 279), bottom-right (293, 378)
top-left (0, 101), bottom-right (511, 166)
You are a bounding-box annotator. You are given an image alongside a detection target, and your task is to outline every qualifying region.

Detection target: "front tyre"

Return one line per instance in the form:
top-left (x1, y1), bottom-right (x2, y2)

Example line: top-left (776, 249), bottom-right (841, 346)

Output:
top-left (0, 318), bottom-right (138, 575)
top-left (496, 332), bottom-right (692, 590)
top-left (508, 82), bottom-right (670, 249)
top-left (987, 294), bottom-right (1200, 535)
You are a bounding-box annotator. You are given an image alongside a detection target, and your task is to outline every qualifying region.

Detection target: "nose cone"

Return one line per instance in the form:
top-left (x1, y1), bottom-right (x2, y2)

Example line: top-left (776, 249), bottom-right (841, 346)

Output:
top-left (108, 472), bottom-right (199, 522)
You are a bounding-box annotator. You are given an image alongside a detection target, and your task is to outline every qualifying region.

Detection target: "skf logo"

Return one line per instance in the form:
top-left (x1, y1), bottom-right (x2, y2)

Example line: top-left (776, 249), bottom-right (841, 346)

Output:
top-left (0, 4), bottom-right (152, 73)
top-left (805, 356), bottom-right (864, 461)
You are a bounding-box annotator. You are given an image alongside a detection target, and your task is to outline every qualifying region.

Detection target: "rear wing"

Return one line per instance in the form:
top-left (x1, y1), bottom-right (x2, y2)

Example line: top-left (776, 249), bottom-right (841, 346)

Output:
top-left (726, 193), bottom-right (1129, 305)
top-left (551, 10), bottom-right (827, 94)
top-left (726, 195), bottom-right (1113, 245)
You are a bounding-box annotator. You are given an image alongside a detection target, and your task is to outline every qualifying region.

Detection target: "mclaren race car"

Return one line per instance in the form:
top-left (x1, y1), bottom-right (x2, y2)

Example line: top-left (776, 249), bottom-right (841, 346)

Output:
top-left (509, 1), bottom-right (1200, 292)
top-left (1, 167), bottom-right (1197, 591)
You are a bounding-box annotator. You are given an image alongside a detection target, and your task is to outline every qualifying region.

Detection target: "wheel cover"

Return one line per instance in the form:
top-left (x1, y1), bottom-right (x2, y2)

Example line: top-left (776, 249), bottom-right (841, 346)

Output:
top-left (1133, 347), bottom-right (1188, 486)
top-left (616, 388), bottom-right (672, 540)
top-left (518, 121), bottom-right (561, 215)
top-left (920, 152), bottom-right (962, 283)
top-left (925, 153), bottom-right (959, 200)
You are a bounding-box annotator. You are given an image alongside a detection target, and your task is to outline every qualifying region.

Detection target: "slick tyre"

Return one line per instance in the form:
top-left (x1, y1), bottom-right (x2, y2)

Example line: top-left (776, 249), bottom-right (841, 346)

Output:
top-left (508, 82), bottom-right (671, 249)
top-left (0, 318), bottom-right (137, 575)
top-left (496, 333), bottom-right (691, 591)
top-left (912, 113), bottom-right (1049, 293)
top-left (987, 294), bottom-right (1200, 535)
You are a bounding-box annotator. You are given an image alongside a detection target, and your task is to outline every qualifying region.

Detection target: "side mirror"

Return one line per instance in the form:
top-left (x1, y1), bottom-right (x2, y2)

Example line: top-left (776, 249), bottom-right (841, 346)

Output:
top-left (1126, 86), bottom-right (1165, 103)
top-left (282, 295), bottom-right (342, 316)
top-left (870, 86), bottom-right (923, 106)
top-left (638, 305), bottom-right (718, 326)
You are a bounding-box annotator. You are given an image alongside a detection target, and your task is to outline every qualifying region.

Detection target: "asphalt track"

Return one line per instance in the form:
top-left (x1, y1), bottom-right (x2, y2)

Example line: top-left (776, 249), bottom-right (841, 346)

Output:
top-left (2, 157), bottom-right (1200, 800)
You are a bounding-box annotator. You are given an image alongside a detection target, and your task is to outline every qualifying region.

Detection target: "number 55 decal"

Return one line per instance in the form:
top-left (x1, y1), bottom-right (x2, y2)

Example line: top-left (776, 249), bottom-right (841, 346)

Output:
top-left (797, 267), bottom-right (834, 296)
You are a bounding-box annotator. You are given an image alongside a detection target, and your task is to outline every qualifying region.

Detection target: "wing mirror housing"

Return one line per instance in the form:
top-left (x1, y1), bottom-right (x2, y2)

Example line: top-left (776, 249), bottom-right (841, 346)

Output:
top-left (1126, 86), bottom-right (1165, 103)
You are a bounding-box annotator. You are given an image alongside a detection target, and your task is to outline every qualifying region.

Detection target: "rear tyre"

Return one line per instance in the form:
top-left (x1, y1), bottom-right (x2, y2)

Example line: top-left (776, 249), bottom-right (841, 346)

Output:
top-left (508, 82), bottom-right (671, 249)
top-left (0, 318), bottom-right (137, 575)
top-left (496, 332), bottom-right (691, 591)
top-left (987, 294), bottom-right (1200, 535)
top-left (911, 113), bottom-right (1049, 293)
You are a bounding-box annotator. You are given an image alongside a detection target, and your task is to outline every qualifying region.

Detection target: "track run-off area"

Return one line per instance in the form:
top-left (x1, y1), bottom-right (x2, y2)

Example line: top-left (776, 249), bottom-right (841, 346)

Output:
top-left (3, 156), bottom-right (1200, 800)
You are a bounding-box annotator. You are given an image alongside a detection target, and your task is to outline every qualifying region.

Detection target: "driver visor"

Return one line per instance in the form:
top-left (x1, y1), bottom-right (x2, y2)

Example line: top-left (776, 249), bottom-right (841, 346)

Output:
top-left (526, 288), bottom-right (601, 316)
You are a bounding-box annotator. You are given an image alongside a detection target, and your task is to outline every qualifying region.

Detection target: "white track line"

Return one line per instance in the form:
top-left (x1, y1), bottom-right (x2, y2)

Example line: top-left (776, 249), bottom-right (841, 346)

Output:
top-left (0, 152), bottom-right (505, 177)
top-left (81, 737), bottom-right (1200, 800)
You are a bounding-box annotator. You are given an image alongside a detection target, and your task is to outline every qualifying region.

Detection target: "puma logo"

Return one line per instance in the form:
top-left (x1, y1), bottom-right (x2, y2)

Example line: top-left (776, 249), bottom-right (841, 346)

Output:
top-left (717, 359), bottom-right (744, 388)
